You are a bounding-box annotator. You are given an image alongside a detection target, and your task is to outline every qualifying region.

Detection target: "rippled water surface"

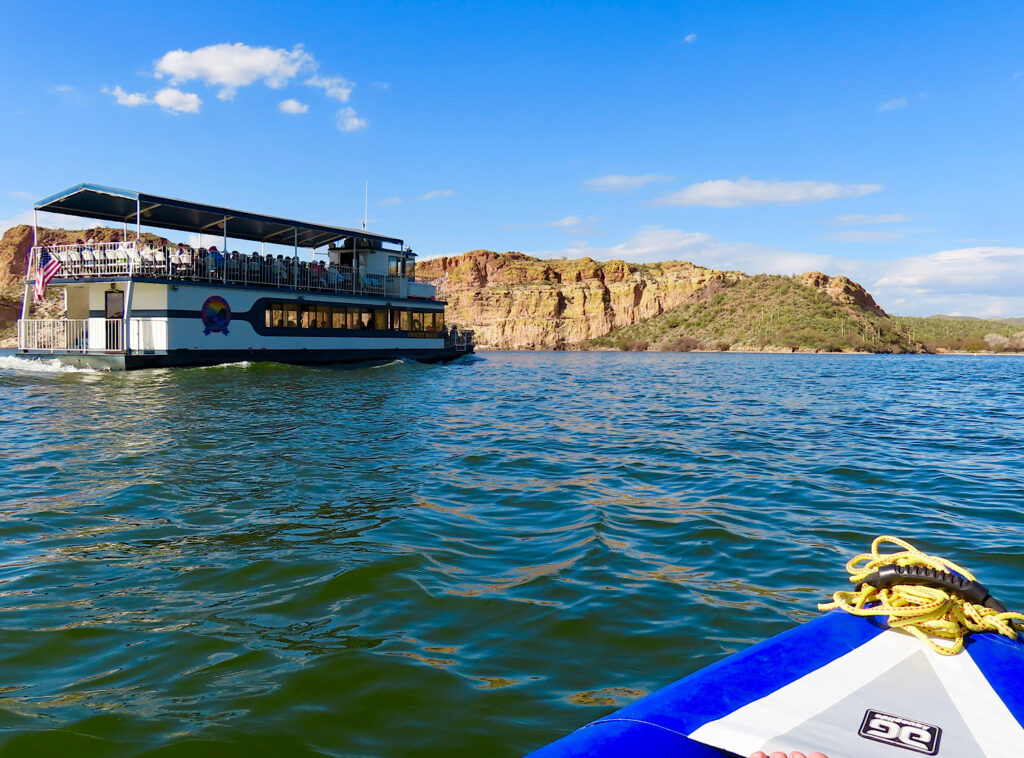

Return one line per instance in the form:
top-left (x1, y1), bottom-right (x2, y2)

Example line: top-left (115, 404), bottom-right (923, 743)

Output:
top-left (1, 351), bottom-right (1023, 756)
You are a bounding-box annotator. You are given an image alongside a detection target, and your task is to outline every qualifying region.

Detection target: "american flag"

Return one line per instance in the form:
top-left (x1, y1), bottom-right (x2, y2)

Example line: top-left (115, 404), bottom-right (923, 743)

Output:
top-left (33, 249), bottom-right (62, 301)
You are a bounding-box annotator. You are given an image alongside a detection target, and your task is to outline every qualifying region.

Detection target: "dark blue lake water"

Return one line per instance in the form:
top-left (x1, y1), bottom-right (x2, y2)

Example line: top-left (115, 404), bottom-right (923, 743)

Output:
top-left (1, 351), bottom-right (1022, 756)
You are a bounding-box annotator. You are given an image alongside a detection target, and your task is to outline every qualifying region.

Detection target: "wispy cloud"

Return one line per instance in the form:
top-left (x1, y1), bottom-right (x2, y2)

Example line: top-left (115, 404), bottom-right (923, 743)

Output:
top-left (584, 174), bottom-right (674, 193)
top-left (418, 189), bottom-right (454, 201)
top-left (372, 81), bottom-right (390, 89)
top-left (47, 84), bottom-right (74, 94)
top-left (831, 213), bottom-right (913, 225)
top-left (684, 33), bottom-right (698, 43)
top-left (654, 177), bottom-right (883, 207)
top-left (821, 229), bottom-right (913, 243)
top-left (278, 98), bottom-right (309, 114)
top-left (379, 196), bottom-right (404, 207)
top-left (335, 106), bottom-right (367, 132)
top-left (306, 75), bottom-right (352, 102)
top-left (878, 96), bottom-right (908, 112)
top-left (543, 215), bottom-right (601, 235)
top-left (155, 42), bottom-right (313, 101)
top-left (6, 190), bottom-right (36, 200)
top-left (545, 216), bottom-right (584, 228)
top-left (102, 84), bottom-right (201, 113)
top-left (103, 85), bottom-right (151, 107)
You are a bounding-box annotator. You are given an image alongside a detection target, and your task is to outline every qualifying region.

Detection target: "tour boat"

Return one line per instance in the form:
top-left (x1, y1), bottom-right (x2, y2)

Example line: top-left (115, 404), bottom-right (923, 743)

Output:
top-left (17, 183), bottom-right (473, 370)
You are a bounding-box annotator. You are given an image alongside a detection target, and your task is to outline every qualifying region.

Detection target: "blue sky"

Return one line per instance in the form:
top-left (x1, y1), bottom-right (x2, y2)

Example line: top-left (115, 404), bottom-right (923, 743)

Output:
top-left (2, 1), bottom-right (1022, 316)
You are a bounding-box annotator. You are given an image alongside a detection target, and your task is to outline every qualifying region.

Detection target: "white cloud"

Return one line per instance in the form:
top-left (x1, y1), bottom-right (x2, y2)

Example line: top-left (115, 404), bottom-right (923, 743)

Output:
top-left (278, 98), bottom-right (309, 114)
top-left (335, 106), bottom-right (367, 132)
top-left (153, 88), bottom-right (202, 114)
top-left (155, 42), bottom-right (313, 100)
top-left (684, 33), bottom-right (698, 43)
top-left (832, 213), bottom-right (913, 225)
top-left (6, 190), bottom-right (35, 200)
top-left (379, 196), bottom-right (404, 206)
top-left (48, 84), bottom-right (74, 94)
top-left (653, 177), bottom-right (883, 207)
top-left (821, 229), bottom-right (911, 243)
top-left (306, 75), bottom-right (353, 102)
top-left (874, 247), bottom-right (1024, 298)
top-left (879, 96), bottom-right (908, 112)
top-left (418, 189), bottom-right (454, 201)
top-left (103, 85), bottom-right (151, 107)
top-left (584, 173), bottom-right (674, 192)
top-left (372, 81), bottom-right (390, 89)
top-left (546, 216), bottom-right (584, 228)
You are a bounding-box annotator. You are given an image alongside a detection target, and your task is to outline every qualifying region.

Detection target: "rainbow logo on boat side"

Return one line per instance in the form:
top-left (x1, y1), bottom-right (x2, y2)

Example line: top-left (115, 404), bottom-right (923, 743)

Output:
top-left (200, 296), bottom-right (231, 335)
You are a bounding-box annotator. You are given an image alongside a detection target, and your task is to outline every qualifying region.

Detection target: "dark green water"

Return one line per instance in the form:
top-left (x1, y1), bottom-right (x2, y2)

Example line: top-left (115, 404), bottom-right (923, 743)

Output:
top-left (1, 351), bottom-right (1022, 757)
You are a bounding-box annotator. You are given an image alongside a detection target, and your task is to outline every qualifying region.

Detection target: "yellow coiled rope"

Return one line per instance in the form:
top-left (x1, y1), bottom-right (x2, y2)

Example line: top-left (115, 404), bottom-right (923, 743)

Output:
top-left (818, 535), bottom-right (1024, 655)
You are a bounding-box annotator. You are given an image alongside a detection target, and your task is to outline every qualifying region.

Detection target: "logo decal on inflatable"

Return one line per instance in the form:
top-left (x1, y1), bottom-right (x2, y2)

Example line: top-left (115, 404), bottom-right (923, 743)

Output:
top-left (200, 295), bottom-right (231, 335)
top-left (859, 709), bottom-right (941, 754)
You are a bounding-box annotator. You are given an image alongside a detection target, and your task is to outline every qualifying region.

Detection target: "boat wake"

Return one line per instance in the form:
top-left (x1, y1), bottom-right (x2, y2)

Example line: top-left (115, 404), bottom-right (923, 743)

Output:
top-left (0, 355), bottom-right (99, 374)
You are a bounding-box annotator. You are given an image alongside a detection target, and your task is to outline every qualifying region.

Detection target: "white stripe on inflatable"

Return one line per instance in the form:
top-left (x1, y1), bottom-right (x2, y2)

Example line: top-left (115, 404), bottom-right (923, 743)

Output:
top-left (689, 631), bottom-right (919, 754)
top-left (928, 644), bottom-right (1024, 755)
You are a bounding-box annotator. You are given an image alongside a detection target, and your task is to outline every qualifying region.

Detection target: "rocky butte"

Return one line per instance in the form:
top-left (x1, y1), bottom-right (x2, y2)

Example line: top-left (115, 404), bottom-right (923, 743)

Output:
top-left (416, 250), bottom-right (913, 352)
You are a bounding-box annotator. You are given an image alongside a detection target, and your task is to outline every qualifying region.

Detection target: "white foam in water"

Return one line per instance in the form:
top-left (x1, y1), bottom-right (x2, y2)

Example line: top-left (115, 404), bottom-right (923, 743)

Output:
top-left (0, 355), bottom-right (99, 374)
top-left (195, 361), bottom-right (253, 370)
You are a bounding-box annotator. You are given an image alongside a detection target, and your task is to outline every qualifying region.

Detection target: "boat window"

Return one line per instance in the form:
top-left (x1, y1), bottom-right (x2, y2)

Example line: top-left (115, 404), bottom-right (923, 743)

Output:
top-left (412, 311), bottom-right (423, 331)
top-left (301, 305), bottom-right (314, 328)
top-left (388, 256), bottom-right (401, 276)
top-left (390, 310), bottom-right (402, 330)
top-left (266, 301), bottom-right (286, 325)
top-left (360, 309), bottom-right (374, 329)
top-left (436, 311), bottom-right (445, 330)
top-left (400, 310), bottom-right (411, 331)
top-left (284, 303), bottom-right (299, 328)
top-left (332, 307), bottom-right (345, 329)
top-left (374, 309), bottom-right (388, 330)
top-left (407, 259), bottom-right (415, 279)
top-left (317, 306), bottom-right (331, 328)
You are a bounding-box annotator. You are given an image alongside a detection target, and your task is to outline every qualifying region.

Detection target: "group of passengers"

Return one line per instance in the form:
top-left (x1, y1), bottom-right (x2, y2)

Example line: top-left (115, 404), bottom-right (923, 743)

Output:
top-left (50, 238), bottom-right (362, 290)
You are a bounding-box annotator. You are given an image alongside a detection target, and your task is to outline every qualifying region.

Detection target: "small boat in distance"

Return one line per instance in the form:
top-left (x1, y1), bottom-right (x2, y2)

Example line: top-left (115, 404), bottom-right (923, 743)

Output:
top-left (17, 183), bottom-right (473, 370)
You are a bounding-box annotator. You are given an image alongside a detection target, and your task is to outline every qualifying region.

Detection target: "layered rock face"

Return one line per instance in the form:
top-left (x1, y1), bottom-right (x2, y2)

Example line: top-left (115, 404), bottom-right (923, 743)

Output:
top-left (416, 251), bottom-right (744, 349)
top-left (796, 271), bottom-right (887, 318)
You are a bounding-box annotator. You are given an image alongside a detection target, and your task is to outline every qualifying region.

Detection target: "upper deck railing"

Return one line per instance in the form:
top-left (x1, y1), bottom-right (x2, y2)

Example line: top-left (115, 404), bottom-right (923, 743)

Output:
top-left (30, 242), bottom-right (419, 299)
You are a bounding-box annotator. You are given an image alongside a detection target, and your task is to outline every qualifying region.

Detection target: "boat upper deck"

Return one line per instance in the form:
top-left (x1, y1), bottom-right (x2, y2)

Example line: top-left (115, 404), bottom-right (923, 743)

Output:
top-left (27, 183), bottom-right (435, 301)
top-left (31, 240), bottom-right (435, 300)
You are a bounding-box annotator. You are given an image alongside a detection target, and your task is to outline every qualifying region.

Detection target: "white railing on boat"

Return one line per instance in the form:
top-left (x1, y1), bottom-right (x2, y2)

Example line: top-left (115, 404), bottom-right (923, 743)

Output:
top-left (19, 318), bottom-right (91, 352)
top-left (18, 318), bottom-right (168, 353)
top-left (29, 242), bottom-right (406, 298)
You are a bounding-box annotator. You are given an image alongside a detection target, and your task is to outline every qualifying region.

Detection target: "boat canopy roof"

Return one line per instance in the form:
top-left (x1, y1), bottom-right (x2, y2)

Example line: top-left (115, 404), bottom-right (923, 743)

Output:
top-left (35, 183), bottom-right (403, 249)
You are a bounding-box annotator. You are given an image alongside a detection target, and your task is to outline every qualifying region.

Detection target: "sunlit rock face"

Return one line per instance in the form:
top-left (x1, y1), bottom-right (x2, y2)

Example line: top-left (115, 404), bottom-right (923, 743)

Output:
top-left (417, 250), bottom-right (741, 350)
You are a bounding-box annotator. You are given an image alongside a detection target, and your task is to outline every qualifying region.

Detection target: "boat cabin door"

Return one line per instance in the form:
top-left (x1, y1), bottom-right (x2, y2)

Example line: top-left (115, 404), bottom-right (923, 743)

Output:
top-left (105, 290), bottom-right (124, 350)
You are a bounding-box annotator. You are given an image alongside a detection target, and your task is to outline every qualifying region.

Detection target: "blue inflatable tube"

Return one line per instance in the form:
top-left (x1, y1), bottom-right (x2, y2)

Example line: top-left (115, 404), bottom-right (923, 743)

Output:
top-left (527, 612), bottom-right (1024, 757)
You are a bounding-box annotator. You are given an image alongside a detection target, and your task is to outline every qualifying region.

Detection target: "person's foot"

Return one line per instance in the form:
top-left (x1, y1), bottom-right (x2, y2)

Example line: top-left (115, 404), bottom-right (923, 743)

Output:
top-left (748, 752), bottom-right (829, 758)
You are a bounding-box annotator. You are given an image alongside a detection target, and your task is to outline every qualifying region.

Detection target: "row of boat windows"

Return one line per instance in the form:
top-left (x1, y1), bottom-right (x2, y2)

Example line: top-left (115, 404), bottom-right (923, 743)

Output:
top-left (264, 304), bottom-right (445, 332)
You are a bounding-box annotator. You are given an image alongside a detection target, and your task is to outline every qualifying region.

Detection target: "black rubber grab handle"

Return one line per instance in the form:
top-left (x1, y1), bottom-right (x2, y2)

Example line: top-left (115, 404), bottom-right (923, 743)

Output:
top-left (858, 564), bottom-right (1007, 613)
